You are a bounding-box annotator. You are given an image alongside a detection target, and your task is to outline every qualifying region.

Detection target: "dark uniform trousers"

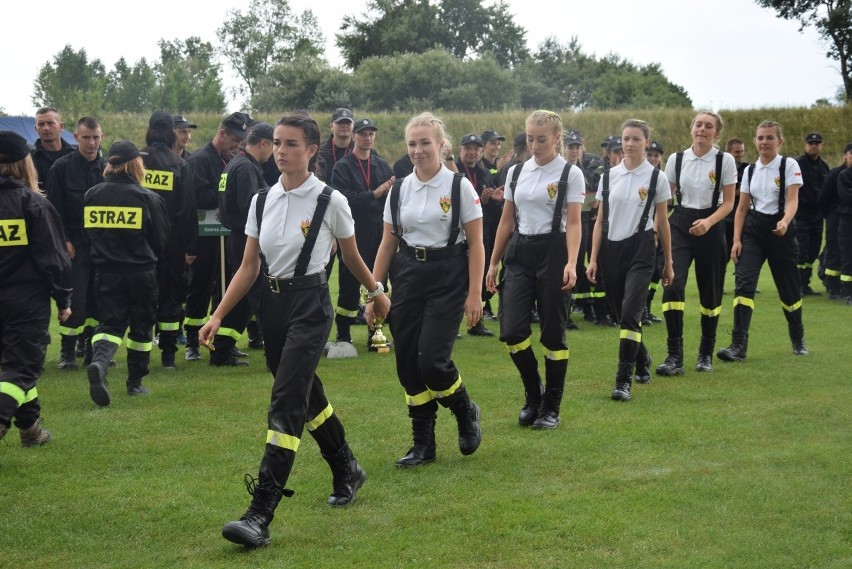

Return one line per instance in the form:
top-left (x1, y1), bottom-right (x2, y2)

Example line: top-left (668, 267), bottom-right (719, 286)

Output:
top-left (90, 270), bottom-right (159, 383)
top-left (733, 212), bottom-right (804, 341)
top-left (482, 213), bottom-right (501, 303)
top-left (59, 236), bottom-right (97, 339)
top-left (498, 234), bottom-right (570, 404)
top-left (212, 232), bottom-right (263, 359)
top-left (573, 212), bottom-right (597, 306)
top-left (601, 229), bottom-right (656, 365)
top-left (335, 219), bottom-right (383, 334)
top-left (0, 285), bottom-right (50, 429)
top-left (822, 211), bottom-right (841, 288)
top-left (662, 207), bottom-right (726, 342)
top-left (388, 248), bottom-right (468, 420)
top-left (257, 278), bottom-right (346, 489)
top-left (796, 215), bottom-right (823, 288)
top-left (184, 236), bottom-right (220, 347)
top-left (156, 239), bottom-right (187, 356)
top-left (838, 213), bottom-right (852, 297)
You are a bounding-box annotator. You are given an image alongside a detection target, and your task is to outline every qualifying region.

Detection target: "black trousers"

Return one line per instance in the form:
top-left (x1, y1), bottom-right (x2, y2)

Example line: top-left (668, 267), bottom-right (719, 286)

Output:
top-left (185, 236), bottom-right (221, 345)
top-left (389, 248), bottom-right (468, 415)
top-left (482, 214), bottom-right (500, 302)
top-left (795, 215), bottom-right (823, 286)
top-left (212, 232), bottom-right (263, 358)
top-left (838, 213), bottom-right (852, 296)
top-left (732, 212), bottom-right (803, 339)
top-left (662, 207), bottom-right (726, 341)
top-left (823, 212), bottom-right (840, 277)
top-left (257, 279), bottom-right (346, 489)
top-left (573, 213), bottom-right (593, 304)
top-left (0, 284), bottom-right (50, 430)
top-left (156, 239), bottom-right (187, 355)
top-left (59, 237), bottom-right (96, 337)
top-left (90, 269), bottom-right (159, 382)
top-left (335, 220), bottom-right (382, 324)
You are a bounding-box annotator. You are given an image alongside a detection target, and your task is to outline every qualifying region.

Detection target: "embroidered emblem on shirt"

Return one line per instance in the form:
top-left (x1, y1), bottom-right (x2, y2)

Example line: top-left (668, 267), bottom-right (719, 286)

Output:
top-left (439, 195), bottom-right (451, 214)
top-left (546, 182), bottom-right (558, 200)
top-left (774, 176), bottom-right (781, 188)
top-left (708, 170), bottom-right (716, 185)
top-left (300, 219), bottom-right (311, 237)
top-left (638, 187), bottom-right (648, 201)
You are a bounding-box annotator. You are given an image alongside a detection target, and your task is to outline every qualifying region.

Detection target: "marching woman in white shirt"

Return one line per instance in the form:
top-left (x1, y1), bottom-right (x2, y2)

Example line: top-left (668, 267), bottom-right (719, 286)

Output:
top-left (587, 119), bottom-right (674, 402)
top-left (718, 120), bottom-right (807, 361)
top-left (657, 112), bottom-right (737, 375)
top-left (368, 112), bottom-right (484, 467)
top-left (485, 110), bottom-right (584, 429)
top-left (200, 114), bottom-right (390, 548)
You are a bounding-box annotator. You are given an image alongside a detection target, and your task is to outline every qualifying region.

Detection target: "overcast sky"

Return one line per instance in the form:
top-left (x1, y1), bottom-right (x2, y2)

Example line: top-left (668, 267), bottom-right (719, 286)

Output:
top-left (3, 0), bottom-right (842, 116)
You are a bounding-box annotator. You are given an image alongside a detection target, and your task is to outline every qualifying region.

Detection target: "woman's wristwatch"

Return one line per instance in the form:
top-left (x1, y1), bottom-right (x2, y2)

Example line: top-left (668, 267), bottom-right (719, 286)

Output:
top-left (366, 281), bottom-right (385, 299)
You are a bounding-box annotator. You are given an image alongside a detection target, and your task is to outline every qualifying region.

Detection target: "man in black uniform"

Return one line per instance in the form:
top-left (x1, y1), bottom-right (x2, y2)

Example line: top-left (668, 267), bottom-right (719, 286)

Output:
top-left (31, 107), bottom-right (75, 191)
top-left (456, 133), bottom-right (495, 337)
top-left (329, 118), bottom-right (394, 348)
top-left (84, 141), bottom-right (169, 405)
top-left (820, 143), bottom-right (852, 299)
top-left (0, 131), bottom-right (72, 447)
top-left (211, 122), bottom-right (275, 365)
top-left (318, 108), bottom-right (355, 180)
top-left (184, 112), bottom-right (250, 361)
top-left (173, 115), bottom-right (197, 159)
top-left (479, 130), bottom-right (506, 320)
top-left (795, 132), bottom-right (830, 295)
top-left (46, 116), bottom-right (107, 370)
top-left (141, 112), bottom-right (198, 368)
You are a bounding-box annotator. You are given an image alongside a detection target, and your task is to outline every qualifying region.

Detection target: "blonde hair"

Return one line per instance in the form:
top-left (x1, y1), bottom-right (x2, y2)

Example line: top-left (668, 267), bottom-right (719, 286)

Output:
top-left (692, 111), bottom-right (724, 135)
top-left (526, 110), bottom-right (564, 155)
top-left (104, 157), bottom-right (145, 184)
top-left (0, 154), bottom-right (40, 193)
top-left (621, 119), bottom-right (651, 141)
top-left (757, 120), bottom-right (783, 140)
top-left (405, 112), bottom-right (448, 166)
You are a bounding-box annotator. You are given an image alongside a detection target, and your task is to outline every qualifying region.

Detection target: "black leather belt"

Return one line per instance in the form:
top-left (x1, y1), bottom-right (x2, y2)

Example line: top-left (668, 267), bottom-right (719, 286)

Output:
top-left (398, 241), bottom-right (468, 262)
top-left (517, 232), bottom-right (561, 242)
top-left (264, 272), bottom-right (327, 293)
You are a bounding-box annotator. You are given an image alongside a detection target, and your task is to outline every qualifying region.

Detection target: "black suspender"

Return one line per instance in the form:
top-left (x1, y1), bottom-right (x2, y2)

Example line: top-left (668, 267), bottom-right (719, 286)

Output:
top-left (254, 185), bottom-right (335, 278)
top-left (674, 150), bottom-right (724, 211)
top-left (508, 162), bottom-right (573, 233)
top-left (509, 162), bottom-right (523, 228)
top-left (602, 167), bottom-right (660, 237)
top-left (390, 172), bottom-right (463, 247)
top-left (601, 169), bottom-right (611, 239)
top-left (746, 157), bottom-right (787, 213)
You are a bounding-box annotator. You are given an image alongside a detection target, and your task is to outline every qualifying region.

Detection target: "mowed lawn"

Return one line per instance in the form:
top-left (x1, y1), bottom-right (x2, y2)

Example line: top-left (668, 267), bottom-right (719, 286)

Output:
top-left (1, 264), bottom-right (850, 569)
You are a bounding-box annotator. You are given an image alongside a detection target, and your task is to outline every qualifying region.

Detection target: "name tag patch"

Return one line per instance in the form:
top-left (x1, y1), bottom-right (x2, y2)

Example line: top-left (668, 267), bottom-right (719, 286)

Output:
top-left (84, 207), bottom-right (143, 229)
top-left (0, 219), bottom-right (28, 246)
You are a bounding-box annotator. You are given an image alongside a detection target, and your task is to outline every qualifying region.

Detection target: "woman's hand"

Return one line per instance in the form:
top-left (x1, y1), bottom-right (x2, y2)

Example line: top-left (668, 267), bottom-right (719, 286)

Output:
top-left (464, 292), bottom-right (483, 329)
top-left (198, 316), bottom-right (221, 349)
top-left (371, 293), bottom-right (390, 321)
top-left (561, 263), bottom-right (576, 291)
top-left (662, 261), bottom-right (674, 287)
top-left (689, 218), bottom-right (712, 236)
top-left (772, 219), bottom-right (789, 236)
top-left (58, 308), bottom-right (71, 323)
top-left (485, 264), bottom-right (499, 294)
top-left (586, 260), bottom-right (598, 285)
top-left (730, 241), bottom-right (742, 264)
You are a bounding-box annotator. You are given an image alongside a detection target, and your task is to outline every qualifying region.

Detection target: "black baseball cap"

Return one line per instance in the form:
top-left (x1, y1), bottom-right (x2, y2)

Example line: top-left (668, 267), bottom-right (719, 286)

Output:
top-left (481, 130), bottom-right (505, 143)
top-left (606, 137), bottom-right (623, 152)
top-left (601, 134), bottom-right (617, 148)
top-left (248, 122), bottom-right (274, 142)
top-left (843, 142), bottom-right (852, 153)
top-left (805, 132), bottom-right (823, 143)
top-left (353, 118), bottom-right (378, 133)
top-left (460, 133), bottom-right (484, 147)
top-left (108, 140), bottom-right (147, 166)
top-left (222, 112), bottom-right (251, 139)
top-left (332, 108), bottom-right (354, 123)
top-left (513, 132), bottom-right (527, 152)
top-left (0, 131), bottom-right (30, 163)
top-left (563, 132), bottom-right (582, 146)
top-left (149, 111), bottom-right (175, 130)
top-left (173, 115), bottom-right (197, 129)
top-left (647, 140), bottom-right (664, 154)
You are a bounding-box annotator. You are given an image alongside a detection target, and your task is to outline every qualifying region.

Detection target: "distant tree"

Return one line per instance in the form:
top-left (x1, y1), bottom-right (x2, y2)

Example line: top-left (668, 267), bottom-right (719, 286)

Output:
top-left (155, 37), bottom-right (226, 114)
top-left (251, 58), bottom-right (349, 112)
top-left (104, 57), bottom-right (157, 113)
top-left (32, 45), bottom-right (108, 117)
top-left (337, 0), bottom-right (528, 69)
top-left (217, 0), bottom-right (324, 103)
top-left (756, 0), bottom-right (852, 102)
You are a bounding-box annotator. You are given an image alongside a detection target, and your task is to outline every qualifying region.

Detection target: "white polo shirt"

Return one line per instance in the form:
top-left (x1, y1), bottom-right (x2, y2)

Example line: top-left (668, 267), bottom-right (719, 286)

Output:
top-left (664, 147), bottom-right (738, 209)
top-left (383, 166), bottom-right (482, 248)
top-left (596, 160), bottom-right (671, 242)
top-left (741, 155), bottom-right (802, 215)
top-left (245, 173), bottom-right (355, 279)
top-left (504, 155), bottom-right (585, 235)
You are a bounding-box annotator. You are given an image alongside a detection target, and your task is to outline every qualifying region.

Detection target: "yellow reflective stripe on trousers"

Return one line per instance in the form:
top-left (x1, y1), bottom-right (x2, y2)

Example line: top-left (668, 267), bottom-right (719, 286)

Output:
top-left (158, 321), bottom-right (181, 331)
top-left (733, 296), bottom-right (755, 309)
top-left (781, 299), bottom-right (803, 312)
top-left (505, 337), bottom-right (532, 354)
top-left (662, 301), bottom-right (685, 312)
top-left (59, 324), bottom-right (85, 336)
top-left (824, 268), bottom-right (841, 277)
top-left (126, 338), bottom-right (153, 352)
top-left (335, 307), bottom-right (359, 318)
top-left (184, 317), bottom-right (209, 327)
top-left (306, 404), bottom-right (334, 431)
top-left (700, 305), bottom-right (722, 317)
top-left (23, 387), bottom-right (38, 403)
top-left (92, 333), bottom-right (123, 346)
top-left (542, 348), bottom-right (569, 361)
top-left (267, 430), bottom-right (300, 452)
top-left (649, 281), bottom-right (661, 291)
top-left (796, 262), bottom-right (812, 269)
top-left (841, 274), bottom-right (852, 282)
top-left (619, 329), bottom-right (642, 343)
top-left (406, 390), bottom-right (435, 406)
top-left (0, 382), bottom-right (27, 406)
top-left (216, 327), bottom-right (242, 341)
top-left (430, 376), bottom-right (463, 399)
top-left (84, 318), bottom-right (99, 328)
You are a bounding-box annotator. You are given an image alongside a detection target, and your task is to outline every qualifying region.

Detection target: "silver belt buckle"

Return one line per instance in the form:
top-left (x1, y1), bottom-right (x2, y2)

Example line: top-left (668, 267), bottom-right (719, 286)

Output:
top-left (414, 246), bottom-right (427, 262)
top-left (267, 276), bottom-right (280, 294)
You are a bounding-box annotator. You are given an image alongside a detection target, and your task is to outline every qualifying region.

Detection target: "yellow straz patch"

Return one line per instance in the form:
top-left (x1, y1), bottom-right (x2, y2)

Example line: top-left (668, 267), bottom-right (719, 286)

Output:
top-left (84, 207), bottom-right (143, 229)
top-left (218, 173), bottom-right (228, 192)
top-left (0, 219), bottom-right (28, 246)
top-left (143, 169), bottom-right (174, 191)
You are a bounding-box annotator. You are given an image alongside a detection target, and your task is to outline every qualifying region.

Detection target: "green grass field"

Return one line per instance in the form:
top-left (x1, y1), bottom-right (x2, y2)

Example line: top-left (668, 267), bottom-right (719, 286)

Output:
top-left (1, 265), bottom-right (850, 568)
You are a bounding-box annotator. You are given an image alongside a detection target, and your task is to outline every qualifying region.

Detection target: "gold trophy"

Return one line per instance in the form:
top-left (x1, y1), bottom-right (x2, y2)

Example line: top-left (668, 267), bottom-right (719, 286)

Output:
top-left (362, 285), bottom-right (391, 353)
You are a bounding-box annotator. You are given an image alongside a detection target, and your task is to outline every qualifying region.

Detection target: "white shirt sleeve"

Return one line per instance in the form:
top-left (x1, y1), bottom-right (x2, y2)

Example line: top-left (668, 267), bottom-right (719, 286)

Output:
top-left (721, 152), bottom-right (738, 186)
top-left (245, 193), bottom-right (259, 239)
top-left (328, 190), bottom-right (356, 240)
top-left (459, 176), bottom-right (484, 224)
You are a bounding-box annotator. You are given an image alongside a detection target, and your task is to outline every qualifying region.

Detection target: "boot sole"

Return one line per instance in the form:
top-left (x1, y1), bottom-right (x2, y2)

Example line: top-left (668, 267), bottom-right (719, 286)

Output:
top-left (86, 364), bottom-right (111, 407)
top-left (222, 523), bottom-right (270, 548)
top-left (328, 465), bottom-right (367, 507)
top-left (655, 367), bottom-right (684, 376)
top-left (716, 352), bottom-right (746, 362)
top-left (396, 456), bottom-right (436, 468)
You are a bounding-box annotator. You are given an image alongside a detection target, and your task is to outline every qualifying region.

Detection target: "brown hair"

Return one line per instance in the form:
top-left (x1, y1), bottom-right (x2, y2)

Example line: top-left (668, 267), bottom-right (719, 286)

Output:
top-left (756, 120), bottom-right (783, 140)
top-left (621, 119), bottom-right (651, 141)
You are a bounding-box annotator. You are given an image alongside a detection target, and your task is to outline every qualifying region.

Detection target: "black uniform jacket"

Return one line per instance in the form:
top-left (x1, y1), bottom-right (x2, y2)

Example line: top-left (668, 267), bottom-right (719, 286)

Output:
top-left (457, 159), bottom-right (501, 222)
top-left (141, 144), bottom-right (197, 252)
top-left (836, 166), bottom-right (852, 215)
top-left (83, 173), bottom-right (170, 271)
top-left (46, 150), bottom-right (107, 241)
top-left (31, 138), bottom-right (76, 192)
top-left (0, 176), bottom-right (72, 307)
top-left (330, 152), bottom-right (392, 224)
top-left (318, 136), bottom-right (354, 181)
top-left (218, 151), bottom-right (267, 233)
top-left (187, 141), bottom-right (227, 211)
top-left (820, 165), bottom-right (845, 218)
top-left (796, 154), bottom-right (830, 218)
